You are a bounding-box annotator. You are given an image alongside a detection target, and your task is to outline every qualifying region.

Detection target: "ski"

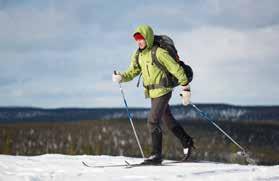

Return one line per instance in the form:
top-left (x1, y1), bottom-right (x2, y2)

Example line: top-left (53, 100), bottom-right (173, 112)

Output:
top-left (82, 161), bottom-right (128, 168)
top-left (124, 160), bottom-right (163, 168)
top-left (124, 160), bottom-right (190, 168)
top-left (82, 160), bottom-right (188, 168)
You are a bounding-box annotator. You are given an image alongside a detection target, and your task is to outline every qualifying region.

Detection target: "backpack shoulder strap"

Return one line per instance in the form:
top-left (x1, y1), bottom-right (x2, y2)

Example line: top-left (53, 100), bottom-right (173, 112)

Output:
top-left (151, 46), bottom-right (168, 74)
top-left (135, 49), bottom-right (140, 66)
top-left (135, 49), bottom-right (142, 87)
top-left (151, 45), bottom-right (178, 87)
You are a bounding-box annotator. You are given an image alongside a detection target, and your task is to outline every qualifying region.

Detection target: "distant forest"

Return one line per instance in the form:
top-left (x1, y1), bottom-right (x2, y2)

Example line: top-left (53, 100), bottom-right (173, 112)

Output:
top-left (1, 118), bottom-right (278, 165)
top-left (0, 104), bottom-right (279, 123)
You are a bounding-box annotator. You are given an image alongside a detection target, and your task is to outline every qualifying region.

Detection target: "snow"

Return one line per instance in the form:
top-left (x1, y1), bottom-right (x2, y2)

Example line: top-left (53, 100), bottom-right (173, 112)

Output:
top-left (0, 154), bottom-right (278, 181)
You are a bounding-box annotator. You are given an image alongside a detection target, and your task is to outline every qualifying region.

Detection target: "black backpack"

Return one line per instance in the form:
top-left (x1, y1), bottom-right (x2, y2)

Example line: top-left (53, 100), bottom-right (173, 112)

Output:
top-left (135, 35), bottom-right (193, 88)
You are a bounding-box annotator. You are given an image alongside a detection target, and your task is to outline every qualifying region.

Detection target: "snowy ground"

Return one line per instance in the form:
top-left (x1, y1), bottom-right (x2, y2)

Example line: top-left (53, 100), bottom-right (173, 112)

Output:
top-left (0, 154), bottom-right (278, 181)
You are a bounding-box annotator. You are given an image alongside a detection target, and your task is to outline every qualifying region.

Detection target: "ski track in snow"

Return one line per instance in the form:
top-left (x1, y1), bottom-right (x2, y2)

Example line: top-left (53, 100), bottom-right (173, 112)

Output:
top-left (0, 154), bottom-right (278, 181)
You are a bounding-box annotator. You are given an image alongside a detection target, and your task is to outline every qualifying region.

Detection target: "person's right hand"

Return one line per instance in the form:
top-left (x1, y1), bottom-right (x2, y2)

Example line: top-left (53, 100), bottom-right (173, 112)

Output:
top-left (112, 71), bottom-right (122, 83)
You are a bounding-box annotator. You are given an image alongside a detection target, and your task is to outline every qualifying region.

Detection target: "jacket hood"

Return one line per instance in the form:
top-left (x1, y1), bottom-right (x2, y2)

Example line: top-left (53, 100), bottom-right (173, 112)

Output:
top-left (134, 24), bottom-right (154, 49)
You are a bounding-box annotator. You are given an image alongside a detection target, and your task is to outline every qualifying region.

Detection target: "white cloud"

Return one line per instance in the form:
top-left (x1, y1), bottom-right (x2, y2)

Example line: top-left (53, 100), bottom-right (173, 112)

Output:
top-left (176, 25), bottom-right (279, 63)
top-left (0, 0), bottom-right (279, 107)
top-left (173, 25), bottom-right (279, 104)
top-left (203, 0), bottom-right (279, 29)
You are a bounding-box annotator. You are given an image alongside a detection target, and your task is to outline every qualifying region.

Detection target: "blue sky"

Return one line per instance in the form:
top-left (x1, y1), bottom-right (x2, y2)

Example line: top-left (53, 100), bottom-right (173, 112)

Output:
top-left (0, 0), bottom-right (279, 108)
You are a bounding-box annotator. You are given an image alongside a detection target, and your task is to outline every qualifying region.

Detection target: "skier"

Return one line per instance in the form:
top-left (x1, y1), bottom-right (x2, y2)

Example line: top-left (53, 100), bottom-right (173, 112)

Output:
top-left (112, 24), bottom-right (194, 165)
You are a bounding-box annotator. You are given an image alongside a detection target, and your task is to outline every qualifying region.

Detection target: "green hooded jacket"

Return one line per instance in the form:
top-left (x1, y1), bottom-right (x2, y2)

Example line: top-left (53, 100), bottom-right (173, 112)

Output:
top-left (121, 24), bottom-right (188, 98)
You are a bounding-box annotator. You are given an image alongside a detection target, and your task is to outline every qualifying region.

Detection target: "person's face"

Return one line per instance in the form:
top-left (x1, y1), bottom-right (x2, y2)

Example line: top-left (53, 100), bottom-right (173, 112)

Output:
top-left (136, 39), bottom-right (147, 49)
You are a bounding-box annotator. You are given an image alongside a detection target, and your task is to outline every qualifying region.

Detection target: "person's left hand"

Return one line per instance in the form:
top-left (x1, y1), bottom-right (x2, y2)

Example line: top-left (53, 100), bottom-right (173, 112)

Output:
top-left (180, 84), bottom-right (191, 106)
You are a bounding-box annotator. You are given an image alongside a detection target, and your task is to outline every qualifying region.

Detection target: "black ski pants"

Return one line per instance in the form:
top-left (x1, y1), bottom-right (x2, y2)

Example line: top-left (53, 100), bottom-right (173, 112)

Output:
top-left (148, 91), bottom-right (180, 132)
top-left (147, 91), bottom-right (192, 156)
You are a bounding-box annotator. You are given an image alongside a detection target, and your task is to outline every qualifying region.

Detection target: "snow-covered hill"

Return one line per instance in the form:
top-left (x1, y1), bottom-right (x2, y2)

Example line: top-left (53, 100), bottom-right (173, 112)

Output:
top-left (0, 154), bottom-right (278, 181)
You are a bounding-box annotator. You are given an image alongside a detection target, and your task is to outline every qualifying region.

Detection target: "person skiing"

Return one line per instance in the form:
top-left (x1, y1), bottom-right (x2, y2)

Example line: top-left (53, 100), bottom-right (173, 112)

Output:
top-left (112, 24), bottom-right (194, 165)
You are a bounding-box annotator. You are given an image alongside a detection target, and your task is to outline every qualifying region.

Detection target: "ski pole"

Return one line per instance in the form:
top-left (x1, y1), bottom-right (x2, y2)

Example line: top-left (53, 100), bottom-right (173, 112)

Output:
top-left (114, 71), bottom-right (145, 159)
top-left (189, 102), bottom-right (256, 164)
top-left (190, 103), bottom-right (246, 153)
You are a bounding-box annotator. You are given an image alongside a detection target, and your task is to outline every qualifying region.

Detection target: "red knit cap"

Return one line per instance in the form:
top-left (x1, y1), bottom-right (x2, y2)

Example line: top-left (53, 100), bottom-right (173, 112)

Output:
top-left (133, 33), bottom-right (145, 41)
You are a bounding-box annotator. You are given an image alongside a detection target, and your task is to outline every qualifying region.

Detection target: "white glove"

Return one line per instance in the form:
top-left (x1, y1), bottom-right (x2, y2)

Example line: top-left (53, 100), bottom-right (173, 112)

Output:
top-left (180, 84), bottom-right (191, 106)
top-left (112, 71), bottom-right (122, 83)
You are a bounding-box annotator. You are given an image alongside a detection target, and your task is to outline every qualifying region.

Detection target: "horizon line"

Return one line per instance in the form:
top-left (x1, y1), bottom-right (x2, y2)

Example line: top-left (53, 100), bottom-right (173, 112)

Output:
top-left (0, 102), bottom-right (279, 109)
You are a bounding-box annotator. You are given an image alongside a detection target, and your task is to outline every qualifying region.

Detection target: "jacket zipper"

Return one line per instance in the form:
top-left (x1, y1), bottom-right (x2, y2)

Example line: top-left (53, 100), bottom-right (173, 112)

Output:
top-left (146, 65), bottom-right (150, 77)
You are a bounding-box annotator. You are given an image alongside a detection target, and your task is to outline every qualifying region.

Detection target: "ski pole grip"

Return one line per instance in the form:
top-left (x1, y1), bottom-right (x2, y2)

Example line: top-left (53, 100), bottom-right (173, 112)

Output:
top-left (114, 70), bottom-right (117, 75)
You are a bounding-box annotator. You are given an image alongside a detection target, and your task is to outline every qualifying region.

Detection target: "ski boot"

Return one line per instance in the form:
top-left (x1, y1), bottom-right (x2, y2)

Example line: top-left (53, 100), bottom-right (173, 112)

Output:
top-left (142, 153), bottom-right (163, 165)
top-left (142, 126), bottom-right (163, 165)
top-left (172, 125), bottom-right (195, 161)
top-left (181, 137), bottom-right (195, 161)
